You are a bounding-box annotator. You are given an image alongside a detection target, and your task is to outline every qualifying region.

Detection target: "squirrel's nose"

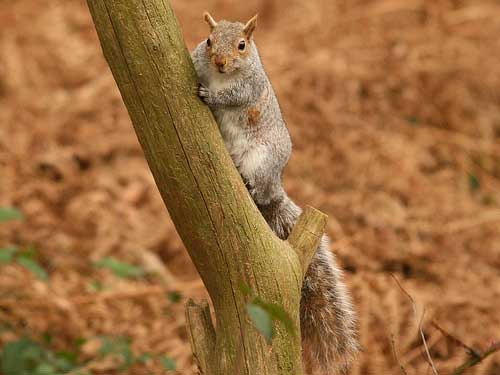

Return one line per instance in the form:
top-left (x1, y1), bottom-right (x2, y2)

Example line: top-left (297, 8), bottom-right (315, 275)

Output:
top-left (214, 56), bottom-right (227, 67)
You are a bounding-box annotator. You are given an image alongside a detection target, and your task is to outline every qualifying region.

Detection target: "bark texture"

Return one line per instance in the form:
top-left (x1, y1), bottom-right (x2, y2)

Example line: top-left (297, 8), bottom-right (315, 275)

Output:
top-left (86, 1), bottom-right (327, 373)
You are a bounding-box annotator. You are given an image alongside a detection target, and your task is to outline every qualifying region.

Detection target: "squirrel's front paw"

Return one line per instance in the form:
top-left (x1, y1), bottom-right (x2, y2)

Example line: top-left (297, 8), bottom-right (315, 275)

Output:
top-left (198, 84), bottom-right (211, 104)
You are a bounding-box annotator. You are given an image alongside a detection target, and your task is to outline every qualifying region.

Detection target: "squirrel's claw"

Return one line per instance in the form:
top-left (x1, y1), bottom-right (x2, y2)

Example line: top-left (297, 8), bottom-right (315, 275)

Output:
top-left (198, 83), bottom-right (211, 103)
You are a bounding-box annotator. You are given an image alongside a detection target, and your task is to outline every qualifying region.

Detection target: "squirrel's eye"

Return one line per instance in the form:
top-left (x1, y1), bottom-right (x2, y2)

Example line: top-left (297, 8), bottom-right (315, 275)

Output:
top-left (238, 40), bottom-right (246, 51)
top-left (206, 38), bottom-right (212, 47)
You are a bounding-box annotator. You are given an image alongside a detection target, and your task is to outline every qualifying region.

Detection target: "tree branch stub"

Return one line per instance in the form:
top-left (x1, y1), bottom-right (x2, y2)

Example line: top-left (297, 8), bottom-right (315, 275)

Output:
top-left (288, 205), bottom-right (328, 276)
top-left (186, 299), bottom-right (216, 375)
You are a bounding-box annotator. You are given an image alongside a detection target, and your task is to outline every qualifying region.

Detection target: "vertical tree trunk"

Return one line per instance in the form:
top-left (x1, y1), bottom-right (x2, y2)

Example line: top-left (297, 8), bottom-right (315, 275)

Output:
top-left (86, 1), bottom-right (327, 374)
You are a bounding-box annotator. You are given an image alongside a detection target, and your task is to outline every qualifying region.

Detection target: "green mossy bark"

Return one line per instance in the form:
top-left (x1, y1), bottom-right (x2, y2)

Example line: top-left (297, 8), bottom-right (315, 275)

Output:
top-left (86, 1), bottom-right (326, 373)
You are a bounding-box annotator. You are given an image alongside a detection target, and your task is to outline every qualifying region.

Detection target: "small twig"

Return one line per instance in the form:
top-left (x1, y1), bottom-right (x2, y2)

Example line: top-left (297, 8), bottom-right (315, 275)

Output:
top-left (418, 309), bottom-right (438, 375)
top-left (431, 321), bottom-right (480, 358)
top-left (391, 274), bottom-right (439, 375)
top-left (453, 341), bottom-right (500, 375)
top-left (431, 320), bottom-right (500, 375)
top-left (390, 333), bottom-right (409, 375)
top-left (400, 331), bottom-right (442, 367)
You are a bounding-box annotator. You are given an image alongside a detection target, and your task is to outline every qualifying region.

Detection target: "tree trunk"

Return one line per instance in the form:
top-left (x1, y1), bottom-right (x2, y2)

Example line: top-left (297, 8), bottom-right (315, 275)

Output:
top-left (86, 1), bottom-right (327, 374)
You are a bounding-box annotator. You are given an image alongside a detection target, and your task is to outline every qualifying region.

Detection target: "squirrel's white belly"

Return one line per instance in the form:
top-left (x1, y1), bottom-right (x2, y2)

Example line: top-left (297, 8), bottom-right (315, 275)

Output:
top-left (214, 108), bottom-right (265, 180)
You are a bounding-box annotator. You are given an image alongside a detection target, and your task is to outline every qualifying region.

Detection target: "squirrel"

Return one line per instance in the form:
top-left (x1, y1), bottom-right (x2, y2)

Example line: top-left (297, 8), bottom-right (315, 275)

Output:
top-left (191, 12), bottom-right (359, 374)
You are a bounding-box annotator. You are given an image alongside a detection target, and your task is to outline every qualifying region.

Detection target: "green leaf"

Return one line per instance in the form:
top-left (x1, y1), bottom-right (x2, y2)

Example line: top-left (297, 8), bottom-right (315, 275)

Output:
top-left (73, 337), bottom-right (87, 349)
top-left (94, 257), bottom-right (145, 279)
top-left (137, 352), bottom-right (152, 364)
top-left (0, 207), bottom-right (24, 223)
top-left (41, 332), bottom-right (52, 345)
top-left (0, 337), bottom-right (80, 375)
top-left (1, 338), bottom-right (45, 375)
top-left (16, 257), bottom-right (48, 281)
top-left (17, 247), bottom-right (37, 259)
top-left (468, 173), bottom-right (480, 192)
top-left (34, 362), bottom-right (56, 375)
top-left (160, 355), bottom-right (176, 371)
top-left (241, 289), bottom-right (296, 342)
top-left (246, 303), bottom-right (273, 344)
top-left (98, 336), bottom-right (134, 370)
top-left (252, 297), bottom-right (296, 338)
top-left (167, 291), bottom-right (182, 303)
top-left (98, 336), bottom-right (117, 356)
top-left (238, 281), bottom-right (253, 296)
top-left (88, 280), bottom-right (104, 292)
top-left (0, 247), bottom-right (17, 263)
top-left (54, 351), bottom-right (78, 371)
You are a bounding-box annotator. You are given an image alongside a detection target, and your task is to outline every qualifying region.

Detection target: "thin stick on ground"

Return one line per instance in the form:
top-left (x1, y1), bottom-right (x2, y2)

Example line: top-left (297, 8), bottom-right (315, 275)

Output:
top-left (431, 321), bottom-right (480, 358)
top-left (391, 274), bottom-right (439, 375)
top-left (452, 341), bottom-right (500, 375)
top-left (431, 321), bottom-right (500, 375)
top-left (390, 333), bottom-right (409, 375)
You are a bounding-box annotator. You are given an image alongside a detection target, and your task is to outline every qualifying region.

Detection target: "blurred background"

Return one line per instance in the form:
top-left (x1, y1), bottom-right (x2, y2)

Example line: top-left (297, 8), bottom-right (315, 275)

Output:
top-left (1, 0), bottom-right (499, 374)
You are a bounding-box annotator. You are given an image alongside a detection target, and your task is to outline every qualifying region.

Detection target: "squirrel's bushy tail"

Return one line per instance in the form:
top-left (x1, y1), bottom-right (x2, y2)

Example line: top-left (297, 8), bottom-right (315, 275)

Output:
top-left (260, 191), bottom-right (359, 375)
top-left (300, 236), bottom-right (359, 374)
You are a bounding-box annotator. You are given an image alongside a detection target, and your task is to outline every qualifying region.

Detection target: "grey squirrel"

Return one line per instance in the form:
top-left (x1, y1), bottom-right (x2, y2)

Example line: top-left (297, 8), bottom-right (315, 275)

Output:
top-left (191, 12), bottom-right (359, 374)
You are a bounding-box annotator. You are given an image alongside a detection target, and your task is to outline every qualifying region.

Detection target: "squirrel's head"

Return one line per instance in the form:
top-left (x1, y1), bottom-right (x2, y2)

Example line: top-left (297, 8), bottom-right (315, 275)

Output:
top-left (203, 12), bottom-right (258, 74)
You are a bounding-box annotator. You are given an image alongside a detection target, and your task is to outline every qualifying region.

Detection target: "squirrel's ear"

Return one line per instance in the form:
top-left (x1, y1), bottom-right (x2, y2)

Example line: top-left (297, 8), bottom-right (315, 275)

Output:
top-left (203, 11), bottom-right (217, 30)
top-left (243, 14), bottom-right (258, 39)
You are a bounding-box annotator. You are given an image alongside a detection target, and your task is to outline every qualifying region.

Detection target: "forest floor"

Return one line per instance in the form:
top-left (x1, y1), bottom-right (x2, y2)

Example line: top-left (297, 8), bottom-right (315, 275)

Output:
top-left (1, 0), bottom-right (499, 374)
